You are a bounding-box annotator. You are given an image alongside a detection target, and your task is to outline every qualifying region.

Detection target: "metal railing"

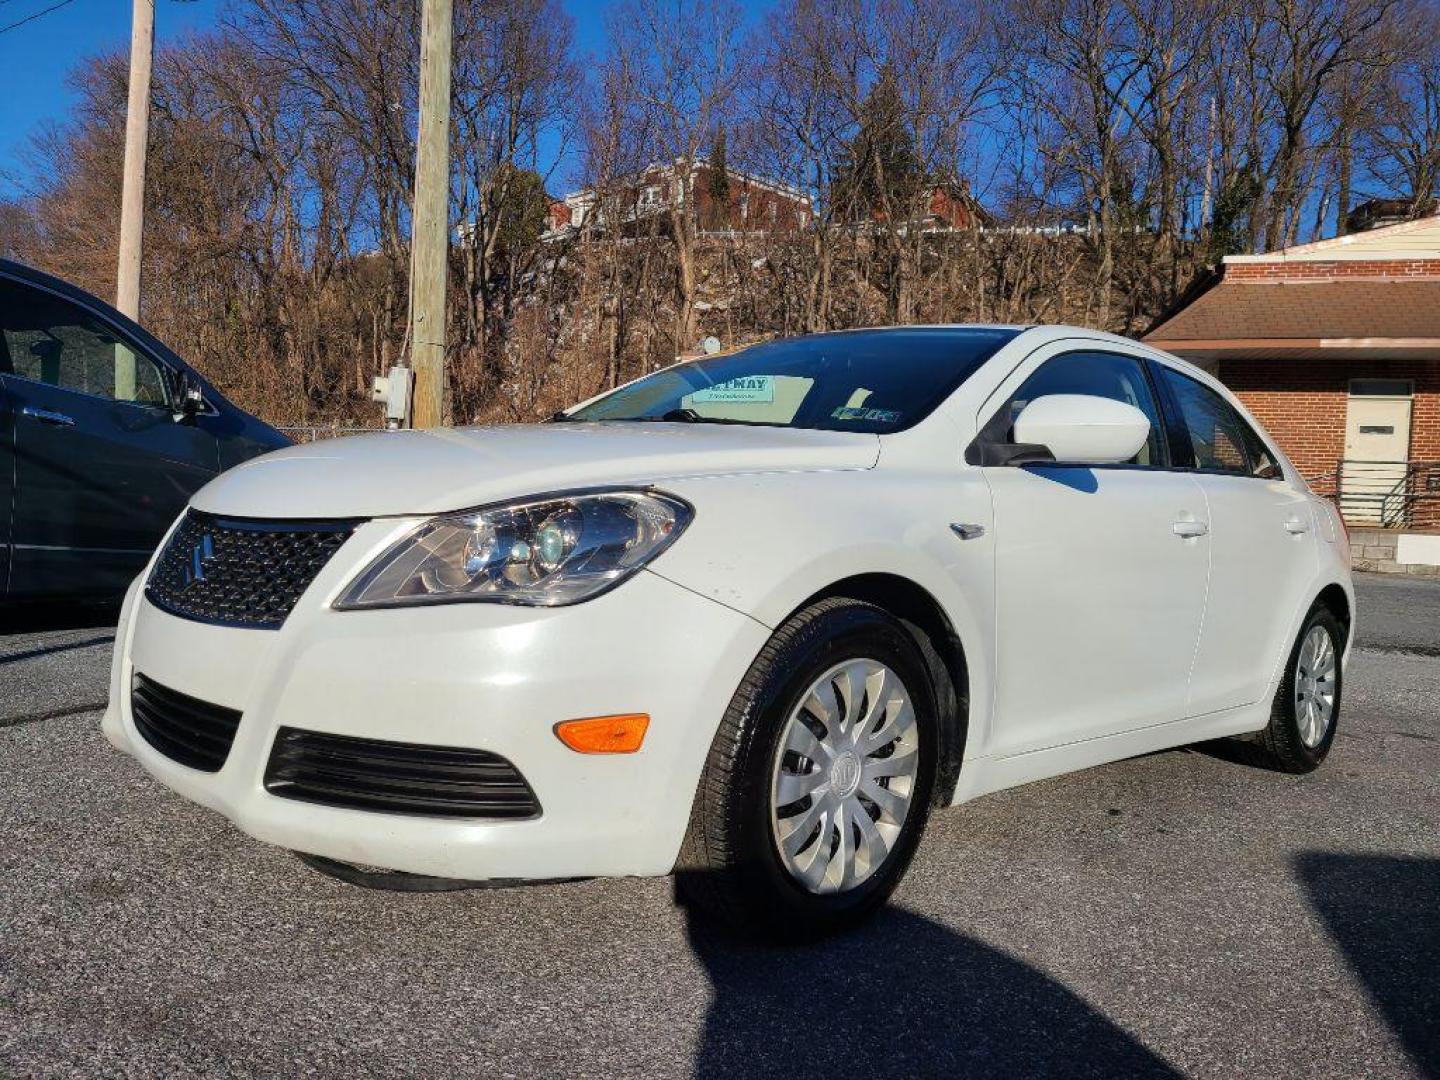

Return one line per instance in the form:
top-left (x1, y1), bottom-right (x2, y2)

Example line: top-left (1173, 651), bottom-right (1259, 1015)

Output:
top-left (1308, 459), bottom-right (1440, 529)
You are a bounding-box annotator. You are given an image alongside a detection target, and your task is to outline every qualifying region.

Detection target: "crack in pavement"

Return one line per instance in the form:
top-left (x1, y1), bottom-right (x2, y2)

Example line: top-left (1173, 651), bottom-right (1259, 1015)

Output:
top-left (1, 701), bottom-right (107, 729)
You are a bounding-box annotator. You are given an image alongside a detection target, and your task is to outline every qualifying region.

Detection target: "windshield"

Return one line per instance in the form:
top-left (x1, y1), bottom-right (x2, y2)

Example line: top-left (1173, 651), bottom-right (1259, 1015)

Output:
top-left (565, 327), bottom-right (1020, 434)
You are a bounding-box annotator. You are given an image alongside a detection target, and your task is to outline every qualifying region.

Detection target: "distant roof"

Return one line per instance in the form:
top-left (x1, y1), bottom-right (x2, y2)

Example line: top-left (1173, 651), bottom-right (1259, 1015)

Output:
top-left (1145, 279), bottom-right (1440, 345)
top-left (559, 157), bottom-right (811, 206)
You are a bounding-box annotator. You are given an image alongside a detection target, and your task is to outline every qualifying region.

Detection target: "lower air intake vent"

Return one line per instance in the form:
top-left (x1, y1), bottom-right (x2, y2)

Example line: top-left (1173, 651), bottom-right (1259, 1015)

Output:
top-left (264, 727), bottom-right (541, 819)
top-left (131, 673), bottom-right (243, 772)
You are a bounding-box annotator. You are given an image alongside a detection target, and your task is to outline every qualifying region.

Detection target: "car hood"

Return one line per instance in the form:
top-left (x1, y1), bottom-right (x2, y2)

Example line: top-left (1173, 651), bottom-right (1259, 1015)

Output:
top-left (190, 422), bottom-right (881, 518)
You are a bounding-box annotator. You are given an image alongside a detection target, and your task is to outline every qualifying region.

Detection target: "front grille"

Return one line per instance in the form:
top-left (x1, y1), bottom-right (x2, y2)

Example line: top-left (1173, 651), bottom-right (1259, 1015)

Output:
top-left (264, 728), bottom-right (541, 820)
top-left (131, 673), bottom-right (243, 772)
top-left (146, 510), bottom-right (358, 629)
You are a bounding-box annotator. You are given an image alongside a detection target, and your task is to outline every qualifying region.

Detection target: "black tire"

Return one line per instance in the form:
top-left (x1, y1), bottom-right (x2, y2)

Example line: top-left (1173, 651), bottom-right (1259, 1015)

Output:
top-left (1251, 605), bottom-right (1345, 774)
top-left (676, 597), bottom-right (938, 939)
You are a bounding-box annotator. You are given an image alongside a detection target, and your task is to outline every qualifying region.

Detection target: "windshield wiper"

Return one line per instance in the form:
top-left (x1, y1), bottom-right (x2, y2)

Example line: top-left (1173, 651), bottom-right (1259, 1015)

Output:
top-left (572, 410), bottom-right (768, 426)
top-left (581, 409), bottom-right (704, 423)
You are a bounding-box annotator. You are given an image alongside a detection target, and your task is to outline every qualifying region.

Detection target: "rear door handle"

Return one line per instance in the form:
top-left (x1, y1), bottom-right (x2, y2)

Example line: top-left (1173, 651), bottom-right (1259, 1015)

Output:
top-left (21, 406), bottom-right (76, 427)
top-left (1172, 520), bottom-right (1209, 538)
top-left (1284, 517), bottom-right (1310, 534)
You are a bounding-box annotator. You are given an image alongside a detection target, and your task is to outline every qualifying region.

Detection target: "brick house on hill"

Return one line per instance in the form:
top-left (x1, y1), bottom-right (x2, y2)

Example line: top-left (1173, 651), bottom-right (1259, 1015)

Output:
top-left (546, 160), bottom-right (812, 238)
top-left (1144, 214), bottom-right (1440, 530)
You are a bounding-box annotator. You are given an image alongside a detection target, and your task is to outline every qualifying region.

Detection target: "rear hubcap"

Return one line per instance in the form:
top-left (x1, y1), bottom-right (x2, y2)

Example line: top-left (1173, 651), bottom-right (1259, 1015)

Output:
top-left (769, 659), bottom-right (920, 895)
top-left (1294, 625), bottom-right (1337, 748)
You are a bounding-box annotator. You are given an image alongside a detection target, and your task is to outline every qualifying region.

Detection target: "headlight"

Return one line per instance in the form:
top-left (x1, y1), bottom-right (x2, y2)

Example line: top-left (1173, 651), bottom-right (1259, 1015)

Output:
top-left (334, 490), bottom-right (692, 609)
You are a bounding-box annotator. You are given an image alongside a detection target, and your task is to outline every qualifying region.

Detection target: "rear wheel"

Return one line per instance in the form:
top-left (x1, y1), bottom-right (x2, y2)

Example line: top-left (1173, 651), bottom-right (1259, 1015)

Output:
top-left (1251, 605), bottom-right (1344, 773)
top-left (677, 598), bottom-right (937, 939)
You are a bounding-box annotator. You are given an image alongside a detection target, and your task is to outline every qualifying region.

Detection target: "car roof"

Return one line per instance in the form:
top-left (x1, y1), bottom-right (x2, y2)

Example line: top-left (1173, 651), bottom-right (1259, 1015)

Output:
top-left (0, 256), bottom-right (98, 304)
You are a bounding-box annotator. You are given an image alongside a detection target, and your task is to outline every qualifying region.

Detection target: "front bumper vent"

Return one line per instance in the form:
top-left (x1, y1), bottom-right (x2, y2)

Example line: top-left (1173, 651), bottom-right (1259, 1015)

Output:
top-left (264, 727), bottom-right (541, 820)
top-left (131, 673), bottom-right (243, 773)
top-left (145, 510), bottom-right (358, 630)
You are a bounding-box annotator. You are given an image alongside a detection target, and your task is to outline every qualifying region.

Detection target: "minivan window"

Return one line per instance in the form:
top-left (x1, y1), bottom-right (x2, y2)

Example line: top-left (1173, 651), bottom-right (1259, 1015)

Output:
top-left (982, 350), bottom-right (1165, 466)
top-left (566, 328), bottom-right (1020, 434)
top-left (0, 279), bottom-right (168, 405)
top-left (1156, 366), bottom-right (1272, 476)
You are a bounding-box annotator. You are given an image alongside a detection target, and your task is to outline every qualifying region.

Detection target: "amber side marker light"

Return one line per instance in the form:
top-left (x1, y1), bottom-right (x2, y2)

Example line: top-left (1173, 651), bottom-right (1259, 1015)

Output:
top-left (554, 714), bottom-right (650, 754)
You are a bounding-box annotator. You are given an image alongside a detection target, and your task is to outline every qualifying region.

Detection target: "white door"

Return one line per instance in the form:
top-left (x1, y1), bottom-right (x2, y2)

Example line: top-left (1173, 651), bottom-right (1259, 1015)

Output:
top-left (1341, 382), bottom-right (1413, 525)
top-left (1152, 364), bottom-right (1319, 715)
top-left (977, 346), bottom-right (1210, 757)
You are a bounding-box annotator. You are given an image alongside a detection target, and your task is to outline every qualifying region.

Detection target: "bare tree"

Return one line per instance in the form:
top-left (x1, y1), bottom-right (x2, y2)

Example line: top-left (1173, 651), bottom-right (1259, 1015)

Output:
top-left (602, 0), bottom-right (745, 351)
top-left (1361, 1), bottom-right (1440, 216)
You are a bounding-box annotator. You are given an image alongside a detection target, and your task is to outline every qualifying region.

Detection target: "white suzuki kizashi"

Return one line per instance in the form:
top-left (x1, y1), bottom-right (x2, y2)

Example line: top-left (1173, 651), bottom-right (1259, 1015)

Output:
top-left (104, 325), bottom-right (1353, 937)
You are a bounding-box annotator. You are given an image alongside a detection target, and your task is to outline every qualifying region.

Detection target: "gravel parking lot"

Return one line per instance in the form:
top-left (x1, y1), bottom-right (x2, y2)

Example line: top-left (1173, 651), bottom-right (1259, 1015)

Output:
top-left (2, 574), bottom-right (1436, 1079)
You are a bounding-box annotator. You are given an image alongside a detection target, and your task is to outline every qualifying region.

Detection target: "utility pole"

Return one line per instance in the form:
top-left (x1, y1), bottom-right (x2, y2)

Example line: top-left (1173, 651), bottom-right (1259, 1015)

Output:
top-left (407, 0), bottom-right (453, 428)
top-left (116, 0), bottom-right (154, 322)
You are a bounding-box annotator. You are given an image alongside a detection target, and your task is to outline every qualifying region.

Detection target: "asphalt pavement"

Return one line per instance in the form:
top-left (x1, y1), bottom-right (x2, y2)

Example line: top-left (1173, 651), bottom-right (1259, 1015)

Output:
top-left (1, 575), bottom-right (1436, 1078)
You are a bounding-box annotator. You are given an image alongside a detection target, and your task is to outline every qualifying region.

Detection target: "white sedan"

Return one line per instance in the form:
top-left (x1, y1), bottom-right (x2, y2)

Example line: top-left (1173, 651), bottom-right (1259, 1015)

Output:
top-left (103, 326), bottom-right (1353, 937)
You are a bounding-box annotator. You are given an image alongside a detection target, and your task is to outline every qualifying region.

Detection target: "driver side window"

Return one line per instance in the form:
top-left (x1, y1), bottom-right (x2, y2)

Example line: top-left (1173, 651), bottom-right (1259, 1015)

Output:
top-left (983, 350), bottom-right (1165, 467)
top-left (0, 279), bottom-right (169, 405)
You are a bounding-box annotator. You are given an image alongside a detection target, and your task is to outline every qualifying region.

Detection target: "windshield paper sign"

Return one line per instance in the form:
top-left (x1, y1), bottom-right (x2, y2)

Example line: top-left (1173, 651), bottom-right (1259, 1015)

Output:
top-left (691, 376), bottom-right (775, 404)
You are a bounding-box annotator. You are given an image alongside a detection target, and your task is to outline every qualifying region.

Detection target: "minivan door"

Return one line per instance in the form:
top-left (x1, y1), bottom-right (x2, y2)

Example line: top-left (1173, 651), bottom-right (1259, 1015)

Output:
top-left (0, 375), bottom-right (14, 596)
top-left (0, 277), bottom-right (218, 598)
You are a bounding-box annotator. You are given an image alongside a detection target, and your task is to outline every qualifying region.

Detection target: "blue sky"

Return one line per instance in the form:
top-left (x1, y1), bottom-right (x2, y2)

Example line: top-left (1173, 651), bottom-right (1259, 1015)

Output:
top-left (0, 0), bottom-right (648, 199)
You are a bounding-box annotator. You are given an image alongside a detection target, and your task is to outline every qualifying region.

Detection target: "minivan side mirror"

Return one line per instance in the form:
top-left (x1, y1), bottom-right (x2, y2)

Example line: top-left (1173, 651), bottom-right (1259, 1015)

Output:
top-left (1011, 394), bottom-right (1151, 465)
top-left (174, 371), bottom-right (207, 423)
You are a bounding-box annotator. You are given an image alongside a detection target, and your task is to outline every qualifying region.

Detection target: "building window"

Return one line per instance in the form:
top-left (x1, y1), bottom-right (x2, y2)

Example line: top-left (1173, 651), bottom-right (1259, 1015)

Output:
top-left (1349, 378), bottom-right (1413, 397)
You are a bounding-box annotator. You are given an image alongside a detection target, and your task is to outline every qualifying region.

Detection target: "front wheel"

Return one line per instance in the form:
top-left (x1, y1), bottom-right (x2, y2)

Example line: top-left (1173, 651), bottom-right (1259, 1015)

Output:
top-left (676, 598), bottom-right (937, 939)
top-left (1251, 605), bottom-right (1345, 773)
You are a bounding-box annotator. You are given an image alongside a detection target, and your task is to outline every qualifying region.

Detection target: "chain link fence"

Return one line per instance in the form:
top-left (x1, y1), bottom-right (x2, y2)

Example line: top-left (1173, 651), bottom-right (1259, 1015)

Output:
top-left (274, 424), bottom-right (386, 444)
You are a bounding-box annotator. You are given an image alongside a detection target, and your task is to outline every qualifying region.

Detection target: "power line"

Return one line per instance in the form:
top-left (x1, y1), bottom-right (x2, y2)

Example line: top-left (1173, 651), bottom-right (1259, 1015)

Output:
top-left (0, 0), bottom-right (79, 35)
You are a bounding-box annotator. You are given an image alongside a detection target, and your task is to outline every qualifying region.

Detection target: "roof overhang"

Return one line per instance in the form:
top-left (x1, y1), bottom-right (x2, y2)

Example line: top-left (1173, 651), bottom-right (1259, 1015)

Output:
top-left (1146, 337), bottom-right (1440, 364)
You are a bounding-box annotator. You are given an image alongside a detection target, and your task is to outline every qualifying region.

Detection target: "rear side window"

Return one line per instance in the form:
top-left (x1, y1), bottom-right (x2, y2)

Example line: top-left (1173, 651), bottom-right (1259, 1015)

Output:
top-left (981, 350), bottom-right (1166, 467)
top-left (1156, 366), bottom-right (1277, 477)
top-left (0, 278), bottom-right (169, 405)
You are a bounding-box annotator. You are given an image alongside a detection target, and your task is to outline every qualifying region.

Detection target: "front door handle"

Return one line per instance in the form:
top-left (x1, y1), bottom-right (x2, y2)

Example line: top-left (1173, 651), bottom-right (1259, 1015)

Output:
top-left (21, 406), bottom-right (76, 427)
top-left (1172, 520), bottom-right (1209, 538)
top-left (1284, 517), bottom-right (1310, 534)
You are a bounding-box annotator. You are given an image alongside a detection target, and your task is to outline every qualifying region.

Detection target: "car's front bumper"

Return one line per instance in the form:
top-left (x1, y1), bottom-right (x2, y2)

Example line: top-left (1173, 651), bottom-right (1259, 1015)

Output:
top-left (102, 521), bottom-right (770, 881)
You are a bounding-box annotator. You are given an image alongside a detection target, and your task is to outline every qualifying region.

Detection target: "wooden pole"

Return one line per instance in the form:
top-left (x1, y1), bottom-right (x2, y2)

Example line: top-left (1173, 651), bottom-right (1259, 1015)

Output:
top-left (116, 0), bottom-right (154, 322)
top-left (407, 0), bottom-right (453, 428)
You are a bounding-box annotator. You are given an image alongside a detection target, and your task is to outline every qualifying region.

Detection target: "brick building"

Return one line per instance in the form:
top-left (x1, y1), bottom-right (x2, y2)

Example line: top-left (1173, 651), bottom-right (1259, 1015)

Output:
top-left (546, 160), bottom-right (812, 238)
top-left (861, 183), bottom-right (987, 230)
top-left (1144, 214), bottom-right (1440, 527)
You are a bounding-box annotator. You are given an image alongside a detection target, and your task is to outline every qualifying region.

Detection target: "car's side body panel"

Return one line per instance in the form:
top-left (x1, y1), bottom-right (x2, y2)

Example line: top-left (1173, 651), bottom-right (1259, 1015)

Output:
top-left (650, 462), bottom-right (1002, 767)
top-left (0, 374), bottom-right (13, 591)
top-left (1185, 473), bottom-right (1322, 715)
top-left (2, 373), bottom-right (217, 598)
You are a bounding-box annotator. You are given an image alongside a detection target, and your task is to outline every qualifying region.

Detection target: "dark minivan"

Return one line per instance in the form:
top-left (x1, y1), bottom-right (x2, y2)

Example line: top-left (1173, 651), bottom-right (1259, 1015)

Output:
top-left (0, 259), bottom-right (289, 600)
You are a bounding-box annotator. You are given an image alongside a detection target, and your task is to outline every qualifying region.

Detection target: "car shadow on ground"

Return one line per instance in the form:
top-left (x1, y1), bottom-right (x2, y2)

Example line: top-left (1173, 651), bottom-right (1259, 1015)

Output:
top-left (681, 896), bottom-right (1180, 1079)
top-left (1296, 852), bottom-right (1440, 1076)
top-left (0, 601), bottom-right (118, 640)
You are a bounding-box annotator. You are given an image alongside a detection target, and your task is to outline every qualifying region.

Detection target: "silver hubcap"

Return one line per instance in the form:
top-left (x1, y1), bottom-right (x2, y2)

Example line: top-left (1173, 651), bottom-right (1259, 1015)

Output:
top-left (769, 659), bottom-right (920, 894)
top-left (1295, 625), bottom-right (1338, 748)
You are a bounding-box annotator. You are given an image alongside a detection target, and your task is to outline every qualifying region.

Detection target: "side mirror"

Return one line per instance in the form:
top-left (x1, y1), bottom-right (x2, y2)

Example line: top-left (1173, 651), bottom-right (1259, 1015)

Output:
top-left (174, 372), bottom-right (207, 423)
top-left (1012, 394), bottom-right (1150, 465)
